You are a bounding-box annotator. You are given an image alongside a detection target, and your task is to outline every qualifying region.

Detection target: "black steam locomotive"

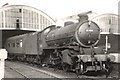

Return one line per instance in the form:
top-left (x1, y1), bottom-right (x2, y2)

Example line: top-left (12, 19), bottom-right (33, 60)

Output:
top-left (5, 14), bottom-right (115, 75)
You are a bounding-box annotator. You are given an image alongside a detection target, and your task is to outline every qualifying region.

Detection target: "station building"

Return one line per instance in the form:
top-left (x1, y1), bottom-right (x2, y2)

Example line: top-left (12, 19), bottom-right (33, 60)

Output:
top-left (91, 14), bottom-right (119, 34)
top-left (0, 5), bottom-right (55, 31)
top-left (0, 5), bottom-right (56, 48)
top-left (91, 14), bottom-right (120, 53)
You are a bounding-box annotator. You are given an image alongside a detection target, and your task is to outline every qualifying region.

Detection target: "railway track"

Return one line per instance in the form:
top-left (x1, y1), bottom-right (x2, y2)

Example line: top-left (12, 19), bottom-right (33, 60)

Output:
top-left (5, 65), bottom-right (31, 79)
top-left (5, 61), bottom-right (63, 79)
top-left (5, 61), bottom-right (119, 80)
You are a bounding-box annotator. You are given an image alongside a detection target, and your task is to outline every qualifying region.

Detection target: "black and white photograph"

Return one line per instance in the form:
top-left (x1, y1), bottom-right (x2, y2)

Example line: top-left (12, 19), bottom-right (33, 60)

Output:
top-left (0, 0), bottom-right (120, 80)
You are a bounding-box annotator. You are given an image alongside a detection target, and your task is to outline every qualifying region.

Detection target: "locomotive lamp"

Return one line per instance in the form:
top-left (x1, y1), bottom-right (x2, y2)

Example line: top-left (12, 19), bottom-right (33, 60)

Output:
top-left (0, 49), bottom-right (7, 80)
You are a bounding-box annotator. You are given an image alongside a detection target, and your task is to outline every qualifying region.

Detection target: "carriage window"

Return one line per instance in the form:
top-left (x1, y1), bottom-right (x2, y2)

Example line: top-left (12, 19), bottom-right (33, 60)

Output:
top-left (16, 42), bottom-right (20, 47)
top-left (13, 43), bottom-right (15, 47)
top-left (20, 40), bottom-right (22, 47)
top-left (8, 43), bottom-right (10, 47)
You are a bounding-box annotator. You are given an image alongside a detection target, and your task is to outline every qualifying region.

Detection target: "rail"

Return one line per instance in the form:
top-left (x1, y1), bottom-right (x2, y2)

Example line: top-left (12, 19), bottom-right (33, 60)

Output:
top-left (6, 65), bottom-right (31, 80)
top-left (0, 49), bottom-right (7, 80)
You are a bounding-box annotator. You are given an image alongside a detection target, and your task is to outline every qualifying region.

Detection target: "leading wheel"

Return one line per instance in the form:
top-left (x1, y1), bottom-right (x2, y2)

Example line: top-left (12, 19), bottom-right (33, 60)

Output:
top-left (75, 63), bottom-right (85, 75)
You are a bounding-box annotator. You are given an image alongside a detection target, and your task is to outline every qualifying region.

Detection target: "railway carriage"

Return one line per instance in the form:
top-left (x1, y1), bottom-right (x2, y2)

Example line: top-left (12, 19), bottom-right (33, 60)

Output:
top-left (5, 32), bottom-right (41, 63)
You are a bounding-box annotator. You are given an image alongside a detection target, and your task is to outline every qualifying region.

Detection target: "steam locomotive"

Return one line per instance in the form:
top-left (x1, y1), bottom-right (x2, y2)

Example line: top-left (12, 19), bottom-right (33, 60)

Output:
top-left (5, 14), bottom-right (115, 75)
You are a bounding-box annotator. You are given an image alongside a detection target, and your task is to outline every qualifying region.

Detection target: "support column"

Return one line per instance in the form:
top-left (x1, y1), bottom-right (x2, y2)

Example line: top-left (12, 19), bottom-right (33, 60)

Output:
top-left (0, 49), bottom-right (7, 80)
top-left (0, 59), bottom-right (5, 80)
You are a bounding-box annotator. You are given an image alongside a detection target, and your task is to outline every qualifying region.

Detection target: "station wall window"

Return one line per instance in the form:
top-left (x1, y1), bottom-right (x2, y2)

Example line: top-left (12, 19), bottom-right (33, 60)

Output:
top-left (109, 19), bottom-right (111, 25)
top-left (19, 9), bottom-right (22, 13)
top-left (0, 12), bottom-right (3, 28)
top-left (23, 9), bottom-right (39, 29)
top-left (16, 18), bottom-right (20, 28)
top-left (5, 8), bottom-right (22, 28)
top-left (2, 7), bottom-right (55, 30)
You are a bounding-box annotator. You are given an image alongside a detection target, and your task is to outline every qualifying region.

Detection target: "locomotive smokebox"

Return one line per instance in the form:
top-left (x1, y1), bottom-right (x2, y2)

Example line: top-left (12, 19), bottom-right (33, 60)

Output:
top-left (75, 21), bottom-right (100, 47)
